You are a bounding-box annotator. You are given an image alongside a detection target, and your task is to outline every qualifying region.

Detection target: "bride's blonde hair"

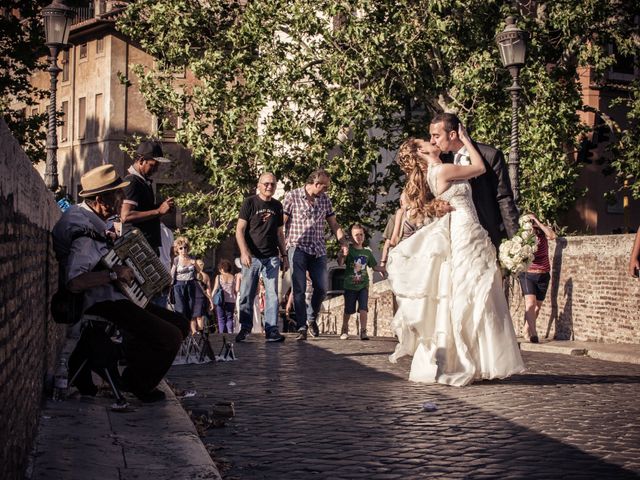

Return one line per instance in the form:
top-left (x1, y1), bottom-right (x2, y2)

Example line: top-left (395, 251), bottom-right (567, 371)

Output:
top-left (397, 138), bottom-right (436, 223)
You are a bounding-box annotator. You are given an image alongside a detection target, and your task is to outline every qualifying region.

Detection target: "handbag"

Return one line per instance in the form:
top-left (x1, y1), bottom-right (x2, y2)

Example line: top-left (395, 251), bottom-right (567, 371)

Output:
top-left (213, 276), bottom-right (225, 307)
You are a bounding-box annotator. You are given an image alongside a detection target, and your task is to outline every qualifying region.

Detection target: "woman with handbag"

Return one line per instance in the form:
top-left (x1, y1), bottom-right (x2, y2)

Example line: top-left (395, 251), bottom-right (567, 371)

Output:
top-left (212, 259), bottom-right (240, 334)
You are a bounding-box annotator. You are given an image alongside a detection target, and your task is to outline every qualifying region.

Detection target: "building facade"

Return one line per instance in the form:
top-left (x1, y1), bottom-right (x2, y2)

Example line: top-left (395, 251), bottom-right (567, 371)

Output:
top-left (25, 1), bottom-right (199, 231)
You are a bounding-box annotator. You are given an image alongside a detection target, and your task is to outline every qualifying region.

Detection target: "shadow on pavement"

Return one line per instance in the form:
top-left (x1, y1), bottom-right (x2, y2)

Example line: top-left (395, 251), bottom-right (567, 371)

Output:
top-left (168, 335), bottom-right (640, 480)
top-left (492, 373), bottom-right (640, 385)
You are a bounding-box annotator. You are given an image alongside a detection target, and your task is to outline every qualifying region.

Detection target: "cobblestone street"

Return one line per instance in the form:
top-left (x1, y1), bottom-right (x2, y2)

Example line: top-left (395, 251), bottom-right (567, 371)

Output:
top-left (168, 335), bottom-right (640, 480)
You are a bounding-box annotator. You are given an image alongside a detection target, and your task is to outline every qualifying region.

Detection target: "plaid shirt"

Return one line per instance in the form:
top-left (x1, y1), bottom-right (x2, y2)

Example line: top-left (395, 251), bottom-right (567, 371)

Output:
top-left (283, 186), bottom-right (335, 256)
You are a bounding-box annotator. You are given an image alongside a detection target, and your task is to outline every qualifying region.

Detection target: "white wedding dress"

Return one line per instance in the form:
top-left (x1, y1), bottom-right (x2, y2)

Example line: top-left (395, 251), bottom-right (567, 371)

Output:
top-left (387, 164), bottom-right (525, 386)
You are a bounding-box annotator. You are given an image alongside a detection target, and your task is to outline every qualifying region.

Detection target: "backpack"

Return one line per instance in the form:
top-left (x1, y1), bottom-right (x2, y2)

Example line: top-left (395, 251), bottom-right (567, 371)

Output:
top-left (51, 227), bottom-right (109, 325)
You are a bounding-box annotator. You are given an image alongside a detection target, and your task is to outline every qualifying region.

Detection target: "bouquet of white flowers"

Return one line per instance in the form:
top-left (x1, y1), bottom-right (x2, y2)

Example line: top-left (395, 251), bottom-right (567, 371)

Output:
top-left (498, 215), bottom-right (539, 275)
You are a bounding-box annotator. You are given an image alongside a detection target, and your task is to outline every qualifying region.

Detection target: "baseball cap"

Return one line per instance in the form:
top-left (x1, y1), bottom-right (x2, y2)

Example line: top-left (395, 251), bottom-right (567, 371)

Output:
top-left (135, 141), bottom-right (171, 163)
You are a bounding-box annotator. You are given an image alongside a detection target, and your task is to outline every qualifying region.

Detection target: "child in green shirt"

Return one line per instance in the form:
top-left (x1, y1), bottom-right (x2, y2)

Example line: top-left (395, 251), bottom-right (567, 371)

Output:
top-left (337, 224), bottom-right (385, 340)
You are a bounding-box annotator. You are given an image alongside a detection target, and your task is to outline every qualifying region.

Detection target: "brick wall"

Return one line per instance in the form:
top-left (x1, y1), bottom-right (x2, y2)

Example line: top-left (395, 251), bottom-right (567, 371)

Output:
top-left (0, 119), bottom-right (64, 480)
top-left (321, 235), bottom-right (640, 345)
top-left (508, 235), bottom-right (640, 343)
top-left (320, 280), bottom-right (396, 337)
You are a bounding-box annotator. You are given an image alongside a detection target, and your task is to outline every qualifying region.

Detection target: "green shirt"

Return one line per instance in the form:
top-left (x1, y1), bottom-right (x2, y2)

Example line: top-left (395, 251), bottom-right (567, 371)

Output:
top-left (343, 246), bottom-right (377, 291)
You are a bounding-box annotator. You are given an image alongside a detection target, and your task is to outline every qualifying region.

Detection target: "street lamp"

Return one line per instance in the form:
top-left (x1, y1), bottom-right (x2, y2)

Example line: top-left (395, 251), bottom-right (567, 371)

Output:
top-left (495, 16), bottom-right (528, 206)
top-left (42, 0), bottom-right (75, 192)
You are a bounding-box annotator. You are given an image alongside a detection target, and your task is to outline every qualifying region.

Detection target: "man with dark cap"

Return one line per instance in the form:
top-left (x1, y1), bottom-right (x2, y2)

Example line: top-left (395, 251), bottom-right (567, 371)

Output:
top-left (120, 141), bottom-right (175, 255)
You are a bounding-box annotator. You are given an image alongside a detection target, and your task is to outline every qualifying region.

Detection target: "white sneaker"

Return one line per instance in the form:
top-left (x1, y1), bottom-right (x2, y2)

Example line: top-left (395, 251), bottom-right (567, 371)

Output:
top-left (340, 333), bottom-right (348, 340)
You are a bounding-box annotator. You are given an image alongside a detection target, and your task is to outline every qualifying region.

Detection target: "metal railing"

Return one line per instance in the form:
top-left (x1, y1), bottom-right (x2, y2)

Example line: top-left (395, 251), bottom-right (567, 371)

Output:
top-left (72, 2), bottom-right (94, 25)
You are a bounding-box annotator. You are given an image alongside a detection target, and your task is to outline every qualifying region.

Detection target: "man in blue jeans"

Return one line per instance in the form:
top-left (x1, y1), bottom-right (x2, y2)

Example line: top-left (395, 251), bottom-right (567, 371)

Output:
top-left (283, 169), bottom-right (349, 341)
top-left (235, 172), bottom-right (289, 342)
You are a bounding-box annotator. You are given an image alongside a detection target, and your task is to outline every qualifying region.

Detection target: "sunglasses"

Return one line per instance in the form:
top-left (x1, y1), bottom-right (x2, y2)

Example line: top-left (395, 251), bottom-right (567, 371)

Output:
top-left (178, 246), bottom-right (188, 250)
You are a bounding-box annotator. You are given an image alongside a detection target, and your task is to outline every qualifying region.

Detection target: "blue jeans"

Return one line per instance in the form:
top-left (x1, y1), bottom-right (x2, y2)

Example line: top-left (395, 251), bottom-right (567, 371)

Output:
top-left (151, 293), bottom-right (168, 309)
top-left (238, 256), bottom-right (280, 333)
top-left (288, 248), bottom-right (327, 330)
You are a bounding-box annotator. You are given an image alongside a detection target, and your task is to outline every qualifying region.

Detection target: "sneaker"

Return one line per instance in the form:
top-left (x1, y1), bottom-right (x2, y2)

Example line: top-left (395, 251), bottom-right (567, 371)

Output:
top-left (360, 330), bottom-right (369, 341)
top-left (235, 329), bottom-right (250, 343)
top-left (340, 333), bottom-right (349, 340)
top-left (266, 328), bottom-right (285, 343)
top-left (308, 321), bottom-right (320, 337)
top-left (296, 329), bottom-right (308, 341)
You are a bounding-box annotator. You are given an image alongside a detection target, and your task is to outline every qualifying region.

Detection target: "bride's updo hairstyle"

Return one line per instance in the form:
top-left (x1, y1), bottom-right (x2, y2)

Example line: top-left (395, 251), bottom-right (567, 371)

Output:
top-left (397, 138), bottom-right (436, 224)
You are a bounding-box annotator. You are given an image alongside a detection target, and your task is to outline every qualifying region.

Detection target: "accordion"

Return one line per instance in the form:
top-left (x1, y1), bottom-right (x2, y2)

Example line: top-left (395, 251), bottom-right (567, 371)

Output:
top-left (101, 228), bottom-right (172, 308)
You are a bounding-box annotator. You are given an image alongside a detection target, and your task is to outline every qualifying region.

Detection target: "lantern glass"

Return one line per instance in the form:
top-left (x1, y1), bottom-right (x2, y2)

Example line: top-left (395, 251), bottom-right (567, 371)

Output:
top-left (498, 37), bottom-right (526, 67)
top-left (495, 17), bottom-right (528, 69)
top-left (43, 2), bottom-right (75, 47)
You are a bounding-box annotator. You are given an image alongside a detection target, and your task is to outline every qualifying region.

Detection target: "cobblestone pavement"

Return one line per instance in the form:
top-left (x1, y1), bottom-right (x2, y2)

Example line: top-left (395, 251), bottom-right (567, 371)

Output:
top-left (168, 335), bottom-right (640, 480)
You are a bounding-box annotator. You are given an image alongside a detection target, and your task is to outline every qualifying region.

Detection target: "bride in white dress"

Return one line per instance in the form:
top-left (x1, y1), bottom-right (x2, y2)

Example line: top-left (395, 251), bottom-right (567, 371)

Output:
top-left (387, 125), bottom-right (525, 387)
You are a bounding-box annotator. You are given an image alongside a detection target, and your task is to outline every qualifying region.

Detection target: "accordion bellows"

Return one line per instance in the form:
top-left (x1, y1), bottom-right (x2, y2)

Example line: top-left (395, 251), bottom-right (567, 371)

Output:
top-left (102, 228), bottom-right (172, 308)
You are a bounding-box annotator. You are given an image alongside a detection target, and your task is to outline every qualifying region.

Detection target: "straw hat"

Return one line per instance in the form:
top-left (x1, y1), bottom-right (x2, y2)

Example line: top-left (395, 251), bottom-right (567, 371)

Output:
top-left (78, 165), bottom-right (130, 197)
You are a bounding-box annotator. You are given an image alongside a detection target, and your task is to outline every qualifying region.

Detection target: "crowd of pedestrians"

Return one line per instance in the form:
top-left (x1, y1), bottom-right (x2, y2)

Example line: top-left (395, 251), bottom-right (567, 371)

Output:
top-left (54, 118), bottom-right (640, 403)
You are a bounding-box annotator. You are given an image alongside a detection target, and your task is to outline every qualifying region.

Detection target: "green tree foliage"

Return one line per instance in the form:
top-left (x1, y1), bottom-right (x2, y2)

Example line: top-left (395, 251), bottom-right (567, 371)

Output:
top-left (117, 0), bottom-right (640, 251)
top-left (1, 0), bottom-right (52, 163)
top-left (610, 83), bottom-right (640, 200)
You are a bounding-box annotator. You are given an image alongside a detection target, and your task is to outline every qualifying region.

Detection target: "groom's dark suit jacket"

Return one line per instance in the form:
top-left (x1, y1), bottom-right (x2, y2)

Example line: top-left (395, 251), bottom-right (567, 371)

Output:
top-left (444, 142), bottom-right (519, 250)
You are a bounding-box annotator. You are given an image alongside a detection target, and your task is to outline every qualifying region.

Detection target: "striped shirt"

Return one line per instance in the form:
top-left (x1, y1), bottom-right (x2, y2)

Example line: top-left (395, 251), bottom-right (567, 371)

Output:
top-left (283, 186), bottom-right (335, 256)
top-left (529, 228), bottom-right (550, 272)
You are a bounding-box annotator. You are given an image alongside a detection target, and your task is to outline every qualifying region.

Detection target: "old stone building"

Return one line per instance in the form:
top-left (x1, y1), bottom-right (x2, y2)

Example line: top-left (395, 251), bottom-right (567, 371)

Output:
top-left (25, 1), bottom-right (200, 230)
top-left (569, 63), bottom-right (640, 234)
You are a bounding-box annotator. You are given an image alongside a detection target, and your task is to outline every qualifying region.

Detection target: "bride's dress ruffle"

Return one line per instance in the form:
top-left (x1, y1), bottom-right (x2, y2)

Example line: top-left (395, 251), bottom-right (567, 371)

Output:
top-left (387, 166), bottom-right (524, 386)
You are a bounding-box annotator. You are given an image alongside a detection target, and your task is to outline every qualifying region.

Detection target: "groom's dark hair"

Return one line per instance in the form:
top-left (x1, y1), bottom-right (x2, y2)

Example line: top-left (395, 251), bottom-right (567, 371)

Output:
top-left (431, 113), bottom-right (460, 133)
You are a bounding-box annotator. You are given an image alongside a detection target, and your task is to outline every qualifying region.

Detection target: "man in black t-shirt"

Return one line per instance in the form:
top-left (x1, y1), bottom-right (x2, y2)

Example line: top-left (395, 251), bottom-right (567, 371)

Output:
top-left (121, 141), bottom-right (174, 255)
top-left (235, 172), bottom-right (289, 343)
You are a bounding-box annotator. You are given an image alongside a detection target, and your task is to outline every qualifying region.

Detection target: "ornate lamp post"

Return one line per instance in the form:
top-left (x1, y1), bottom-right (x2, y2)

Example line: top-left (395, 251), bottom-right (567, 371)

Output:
top-left (495, 16), bottom-right (528, 206)
top-left (42, 0), bottom-right (75, 192)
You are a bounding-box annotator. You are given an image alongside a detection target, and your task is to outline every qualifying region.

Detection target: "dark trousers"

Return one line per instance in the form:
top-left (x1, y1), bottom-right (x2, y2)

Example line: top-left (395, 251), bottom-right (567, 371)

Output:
top-left (288, 248), bottom-right (327, 330)
top-left (82, 300), bottom-right (189, 394)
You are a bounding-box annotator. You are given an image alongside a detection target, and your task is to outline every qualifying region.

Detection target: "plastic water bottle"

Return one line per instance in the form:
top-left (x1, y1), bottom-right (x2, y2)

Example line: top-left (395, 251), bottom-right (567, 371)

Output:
top-left (52, 358), bottom-right (69, 401)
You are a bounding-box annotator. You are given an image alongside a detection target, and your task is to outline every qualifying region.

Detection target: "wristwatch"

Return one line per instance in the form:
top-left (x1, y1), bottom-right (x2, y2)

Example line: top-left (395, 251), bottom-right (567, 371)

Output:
top-left (109, 270), bottom-right (118, 282)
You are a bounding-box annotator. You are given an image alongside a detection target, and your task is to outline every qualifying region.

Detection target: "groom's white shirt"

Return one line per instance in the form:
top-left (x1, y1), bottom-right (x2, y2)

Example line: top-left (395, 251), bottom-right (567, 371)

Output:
top-left (454, 146), bottom-right (470, 165)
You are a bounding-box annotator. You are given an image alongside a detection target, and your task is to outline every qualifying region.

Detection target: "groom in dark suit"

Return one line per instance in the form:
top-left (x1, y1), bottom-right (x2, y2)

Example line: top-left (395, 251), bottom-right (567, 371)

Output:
top-left (429, 112), bottom-right (519, 249)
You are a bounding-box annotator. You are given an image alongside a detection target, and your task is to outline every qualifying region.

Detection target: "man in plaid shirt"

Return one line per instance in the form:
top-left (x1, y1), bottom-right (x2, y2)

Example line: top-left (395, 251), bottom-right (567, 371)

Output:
top-left (284, 169), bottom-right (349, 341)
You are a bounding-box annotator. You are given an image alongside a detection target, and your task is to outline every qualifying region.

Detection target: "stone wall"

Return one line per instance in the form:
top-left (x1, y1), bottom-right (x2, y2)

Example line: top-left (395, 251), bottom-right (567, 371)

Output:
top-left (320, 280), bottom-right (396, 337)
top-left (320, 234), bottom-right (640, 345)
top-left (0, 119), bottom-right (64, 480)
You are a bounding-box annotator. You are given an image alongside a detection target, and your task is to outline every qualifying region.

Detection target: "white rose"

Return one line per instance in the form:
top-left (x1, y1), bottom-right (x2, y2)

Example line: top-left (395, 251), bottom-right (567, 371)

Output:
top-left (459, 155), bottom-right (471, 166)
top-left (519, 215), bottom-right (532, 227)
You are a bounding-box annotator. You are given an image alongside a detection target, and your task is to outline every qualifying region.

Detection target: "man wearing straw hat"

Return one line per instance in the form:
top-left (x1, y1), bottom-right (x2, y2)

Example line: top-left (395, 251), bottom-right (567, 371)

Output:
top-left (52, 165), bottom-right (189, 403)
